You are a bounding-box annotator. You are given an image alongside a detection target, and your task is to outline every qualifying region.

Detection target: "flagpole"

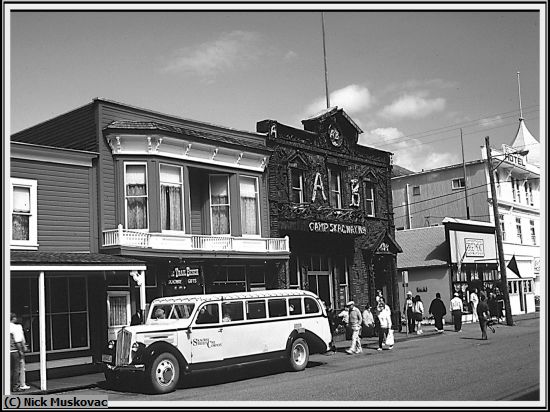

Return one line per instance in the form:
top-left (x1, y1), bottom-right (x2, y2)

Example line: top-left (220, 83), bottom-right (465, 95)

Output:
top-left (321, 12), bottom-right (331, 109)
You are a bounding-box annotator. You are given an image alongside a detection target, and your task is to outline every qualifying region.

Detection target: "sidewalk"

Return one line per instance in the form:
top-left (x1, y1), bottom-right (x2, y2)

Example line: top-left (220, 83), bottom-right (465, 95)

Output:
top-left (17, 311), bottom-right (539, 395)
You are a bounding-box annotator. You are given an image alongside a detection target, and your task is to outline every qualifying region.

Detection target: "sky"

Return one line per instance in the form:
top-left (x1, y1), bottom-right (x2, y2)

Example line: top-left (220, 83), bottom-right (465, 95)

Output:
top-left (6, 4), bottom-right (544, 172)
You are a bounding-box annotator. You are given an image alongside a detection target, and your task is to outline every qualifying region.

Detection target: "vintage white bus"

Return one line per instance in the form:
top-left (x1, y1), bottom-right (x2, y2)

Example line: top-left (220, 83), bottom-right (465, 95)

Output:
top-left (102, 289), bottom-right (333, 394)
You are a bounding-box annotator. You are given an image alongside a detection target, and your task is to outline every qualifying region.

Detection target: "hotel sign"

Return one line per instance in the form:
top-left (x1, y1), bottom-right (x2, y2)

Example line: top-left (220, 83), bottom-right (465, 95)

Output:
top-left (308, 221), bottom-right (367, 235)
top-left (465, 238), bottom-right (484, 257)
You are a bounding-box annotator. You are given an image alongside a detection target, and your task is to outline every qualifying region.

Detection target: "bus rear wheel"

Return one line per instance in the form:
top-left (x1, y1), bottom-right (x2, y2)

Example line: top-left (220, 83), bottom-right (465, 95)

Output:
top-left (288, 338), bottom-right (309, 371)
top-left (147, 352), bottom-right (180, 394)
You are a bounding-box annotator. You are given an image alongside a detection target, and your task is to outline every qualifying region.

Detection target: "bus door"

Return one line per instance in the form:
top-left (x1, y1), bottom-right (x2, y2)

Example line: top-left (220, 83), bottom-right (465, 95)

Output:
top-left (190, 302), bottom-right (223, 363)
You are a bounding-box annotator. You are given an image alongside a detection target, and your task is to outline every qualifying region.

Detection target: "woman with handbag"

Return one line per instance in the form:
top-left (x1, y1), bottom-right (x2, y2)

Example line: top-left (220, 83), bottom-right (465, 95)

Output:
top-left (376, 298), bottom-right (393, 351)
top-left (413, 295), bottom-right (424, 335)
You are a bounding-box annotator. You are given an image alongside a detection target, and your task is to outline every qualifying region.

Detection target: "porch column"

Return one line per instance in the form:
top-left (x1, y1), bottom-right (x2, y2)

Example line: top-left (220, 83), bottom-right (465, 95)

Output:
top-left (140, 270), bottom-right (146, 311)
top-left (39, 271), bottom-right (47, 391)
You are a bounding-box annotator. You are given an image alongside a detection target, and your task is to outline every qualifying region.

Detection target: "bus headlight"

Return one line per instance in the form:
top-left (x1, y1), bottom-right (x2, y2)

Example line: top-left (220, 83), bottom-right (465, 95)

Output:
top-left (107, 340), bottom-right (115, 350)
top-left (131, 342), bottom-right (144, 352)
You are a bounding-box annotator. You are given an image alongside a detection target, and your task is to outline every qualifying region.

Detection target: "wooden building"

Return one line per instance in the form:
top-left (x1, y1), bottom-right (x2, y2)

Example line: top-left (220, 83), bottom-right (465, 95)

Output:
top-left (257, 107), bottom-right (402, 312)
top-left (11, 98), bottom-right (290, 349)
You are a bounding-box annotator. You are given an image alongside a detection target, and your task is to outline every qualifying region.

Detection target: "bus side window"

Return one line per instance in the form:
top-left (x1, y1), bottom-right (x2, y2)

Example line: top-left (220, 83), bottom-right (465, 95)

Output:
top-left (196, 303), bottom-right (219, 324)
top-left (268, 299), bottom-right (287, 318)
top-left (304, 297), bottom-right (319, 314)
top-left (288, 298), bottom-right (302, 315)
top-left (246, 300), bottom-right (266, 320)
top-left (222, 301), bottom-right (244, 322)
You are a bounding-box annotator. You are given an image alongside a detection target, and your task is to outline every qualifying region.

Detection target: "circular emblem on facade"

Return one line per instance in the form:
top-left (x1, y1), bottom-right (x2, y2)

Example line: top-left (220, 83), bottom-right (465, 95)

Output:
top-left (328, 125), bottom-right (343, 147)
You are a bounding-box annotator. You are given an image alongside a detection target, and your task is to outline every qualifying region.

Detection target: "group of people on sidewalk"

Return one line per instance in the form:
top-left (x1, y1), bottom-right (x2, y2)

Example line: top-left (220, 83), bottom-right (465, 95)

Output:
top-left (328, 288), bottom-right (494, 355)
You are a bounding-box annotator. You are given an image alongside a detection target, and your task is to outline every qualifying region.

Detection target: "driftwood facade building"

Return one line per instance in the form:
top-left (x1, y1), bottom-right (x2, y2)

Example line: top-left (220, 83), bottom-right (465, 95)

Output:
top-left (258, 107), bottom-right (402, 312)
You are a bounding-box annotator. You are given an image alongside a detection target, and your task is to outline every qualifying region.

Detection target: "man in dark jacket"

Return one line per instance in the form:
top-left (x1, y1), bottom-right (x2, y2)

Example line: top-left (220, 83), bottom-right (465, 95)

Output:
top-left (429, 292), bottom-right (447, 333)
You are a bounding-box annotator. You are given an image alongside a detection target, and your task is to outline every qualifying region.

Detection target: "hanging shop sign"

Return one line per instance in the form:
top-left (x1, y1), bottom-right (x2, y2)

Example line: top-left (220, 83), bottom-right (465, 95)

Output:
top-left (464, 238), bottom-right (485, 257)
top-left (168, 266), bottom-right (201, 286)
top-left (308, 221), bottom-right (367, 235)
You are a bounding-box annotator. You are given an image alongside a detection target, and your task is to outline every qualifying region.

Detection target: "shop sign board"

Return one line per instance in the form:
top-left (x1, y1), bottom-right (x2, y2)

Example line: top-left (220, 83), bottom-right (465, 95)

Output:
top-left (308, 221), bottom-right (367, 235)
top-left (168, 266), bottom-right (201, 287)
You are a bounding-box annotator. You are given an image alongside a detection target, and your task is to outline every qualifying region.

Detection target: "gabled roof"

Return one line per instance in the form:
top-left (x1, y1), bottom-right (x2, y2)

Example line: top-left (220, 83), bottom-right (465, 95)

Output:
top-left (301, 106), bottom-right (363, 134)
top-left (396, 226), bottom-right (448, 269)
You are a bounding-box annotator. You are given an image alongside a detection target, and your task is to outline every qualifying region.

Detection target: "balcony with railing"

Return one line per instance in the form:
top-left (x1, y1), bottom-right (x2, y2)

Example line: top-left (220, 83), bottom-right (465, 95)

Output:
top-left (103, 225), bottom-right (289, 254)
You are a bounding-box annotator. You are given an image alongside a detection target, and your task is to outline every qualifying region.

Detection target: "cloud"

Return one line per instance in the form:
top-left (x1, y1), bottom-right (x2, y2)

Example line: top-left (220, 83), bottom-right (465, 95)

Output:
top-left (478, 115), bottom-right (504, 128)
top-left (358, 127), bottom-right (458, 172)
top-left (284, 50), bottom-right (298, 60)
top-left (303, 84), bottom-right (373, 118)
top-left (379, 92), bottom-right (446, 119)
top-left (161, 31), bottom-right (263, 80)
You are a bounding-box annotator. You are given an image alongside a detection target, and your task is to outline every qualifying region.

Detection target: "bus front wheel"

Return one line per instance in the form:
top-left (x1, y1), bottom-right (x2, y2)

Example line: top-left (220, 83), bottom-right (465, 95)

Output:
top-left (147, 352), bottom-right (180, 394)
top-left (288, 338), bottom-right (309, 372)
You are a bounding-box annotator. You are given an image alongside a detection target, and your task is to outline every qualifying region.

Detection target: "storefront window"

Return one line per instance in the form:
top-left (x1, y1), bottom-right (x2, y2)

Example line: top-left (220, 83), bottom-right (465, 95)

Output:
top-left (125, 164), bottom-right (148, 229)
top-left (240, 176), bottom-right (260, 235)
top-left (11, 276), bottom-right (89, 354)
top-left (210, 175), bottom-right (230, 235)
top-left (160, 164), bottom-right (184, 231)
top-left (289, 256), bottom-right (301, 289)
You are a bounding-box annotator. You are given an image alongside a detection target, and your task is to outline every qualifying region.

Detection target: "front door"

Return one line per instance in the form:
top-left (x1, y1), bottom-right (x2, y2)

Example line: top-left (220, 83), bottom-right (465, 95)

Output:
top-left (190, 303), bottom-right (223, 364)
top-left (307, 272), bottom-right (331, 304)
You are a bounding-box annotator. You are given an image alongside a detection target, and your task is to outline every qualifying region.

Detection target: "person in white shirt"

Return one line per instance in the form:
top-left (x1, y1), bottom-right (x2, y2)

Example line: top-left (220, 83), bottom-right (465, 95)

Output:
top-left (345, 301), bottom-right (363, 354)
top-left (361, 303), bottom-right (375, 338)
top-left (413, 295), bottom-right (424, 335)
top-left (470, 289), bottom-right (479, 323)
top-left (450, 292), bottom-right (464, 332)
top-left (10, 313), bottom-right (30, 392)
top-left (376, 298), bottom-right (393, 351)
top-left (403, 291), bottom-right (415, 333)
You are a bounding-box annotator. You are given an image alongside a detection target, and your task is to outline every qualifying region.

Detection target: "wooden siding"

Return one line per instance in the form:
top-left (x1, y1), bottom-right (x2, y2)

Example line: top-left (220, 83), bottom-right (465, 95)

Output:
top-left (392, 162), bottom-right (490, 229)
top-left (11, 159), bottom-right (93, 252)
top-left (11, 103), bottom-right (97, 152)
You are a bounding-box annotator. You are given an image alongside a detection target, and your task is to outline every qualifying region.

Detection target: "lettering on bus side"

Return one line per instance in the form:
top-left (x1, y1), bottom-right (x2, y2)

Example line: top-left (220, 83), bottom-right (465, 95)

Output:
top-left (191, 337), bottom-right (222, 348)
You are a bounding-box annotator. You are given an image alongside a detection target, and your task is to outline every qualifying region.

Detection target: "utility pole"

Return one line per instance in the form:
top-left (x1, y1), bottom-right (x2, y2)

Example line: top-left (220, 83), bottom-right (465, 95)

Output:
top-left (484, 136), bottom-right (513, 326)
top-left (460, 129), bottom-right (471, 219)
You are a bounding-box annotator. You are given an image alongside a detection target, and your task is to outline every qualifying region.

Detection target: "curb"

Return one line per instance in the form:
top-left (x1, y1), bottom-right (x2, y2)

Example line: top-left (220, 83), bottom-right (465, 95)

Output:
top-left (22, 383), bottom-right (99, 396)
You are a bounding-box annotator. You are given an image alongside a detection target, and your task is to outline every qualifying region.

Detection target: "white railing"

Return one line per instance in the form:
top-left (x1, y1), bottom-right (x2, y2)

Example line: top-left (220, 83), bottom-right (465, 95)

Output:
top-left (103, 225), bottom-right (289, 253)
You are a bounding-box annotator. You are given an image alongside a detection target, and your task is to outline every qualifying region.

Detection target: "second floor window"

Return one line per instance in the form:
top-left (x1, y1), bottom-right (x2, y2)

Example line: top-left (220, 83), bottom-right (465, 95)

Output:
top-left (499, 214), bottom-right (506, 241)
top-left (412, 185), bottom-right (421, 196)
top-left (125, 164), bottom-right (148, 230)
top-left (328, 168), bottom-right (342, 209)
top-left (530, 220), bottom-right (536, 245)
top-left (210, 175), bottom-right (230, 235)
top-left (516, 217), bottom-right (523, 244)
top-left (290, 168), bottom-right (304, 203)
top-left (160, 164), bottom-right (184, 231)
top-left (451, 178), bottom-right (465, 189)
top-left (364, 182), bottom-right (375, 217)
top-left (11, 178), bottom-right (38, 248)
top-left (240, 176), bottom-right (260, 236)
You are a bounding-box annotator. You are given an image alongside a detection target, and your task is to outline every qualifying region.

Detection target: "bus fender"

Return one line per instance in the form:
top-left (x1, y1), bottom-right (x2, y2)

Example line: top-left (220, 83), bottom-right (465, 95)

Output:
top-left (285, 329), bottom-right (327, 355)
top-left (137, 341), bottom-right (190, 375)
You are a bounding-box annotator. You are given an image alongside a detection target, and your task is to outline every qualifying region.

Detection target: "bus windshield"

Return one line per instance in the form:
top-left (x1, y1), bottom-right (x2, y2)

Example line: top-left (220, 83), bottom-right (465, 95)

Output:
top-left (149, 303), bottom-right (195, 321)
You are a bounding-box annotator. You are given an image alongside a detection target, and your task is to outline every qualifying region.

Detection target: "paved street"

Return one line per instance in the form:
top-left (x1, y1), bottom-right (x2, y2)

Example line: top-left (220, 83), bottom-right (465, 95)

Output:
top-left (62, 316), bottom-right (540, 403)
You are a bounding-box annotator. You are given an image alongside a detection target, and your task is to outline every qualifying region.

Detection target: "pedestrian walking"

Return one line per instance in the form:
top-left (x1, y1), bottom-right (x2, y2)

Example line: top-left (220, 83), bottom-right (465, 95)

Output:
top-left (376, 298), bottom-right (393, 351)
top-left (476, 293), bottom-right (491, 340)
top-left (403, 291), bottom-right (415, 333)
top-left (325, 302), bottom-right (338, 353)
top-left (450, 292), bottom-right (464, 332)
top-left (470, 289), bottom-right (479, 323)
top-left (413, 295), bottom-right (424, 334)
top-left (375, 289), bottom-right (384, 304)
top-left (488, 292), bottom-right (498, 321)
top-left (361, 303), bottom-right (375, 338)
top-left (345, 301), bottom-right (363, 354)
top-left (429, 292), bottom-right (447, 333)
top-left (10, 313), bottom-right (30, 392)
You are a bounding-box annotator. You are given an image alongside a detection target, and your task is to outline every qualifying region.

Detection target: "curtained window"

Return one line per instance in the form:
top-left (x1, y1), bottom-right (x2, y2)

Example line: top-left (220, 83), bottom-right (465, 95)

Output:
top-left (125, 164), bottom-right (148, 229)
top-left (108, 292), bottom-right (130, 328)
top-left (210, 175), bottom-right (230, 235)
top-left (160, 164), bottom-right (184, 231)
top-left (11, 179), bottom-right (37, 247)
top-left (328, 168), bottom-right (342, 208)
top-left (240, 176), bottom-right (260, 235)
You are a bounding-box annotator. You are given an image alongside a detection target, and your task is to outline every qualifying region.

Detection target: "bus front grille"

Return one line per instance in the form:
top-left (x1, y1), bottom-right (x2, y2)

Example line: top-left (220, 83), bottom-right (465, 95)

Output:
top-left (115, 329), bottom-right (132, 366)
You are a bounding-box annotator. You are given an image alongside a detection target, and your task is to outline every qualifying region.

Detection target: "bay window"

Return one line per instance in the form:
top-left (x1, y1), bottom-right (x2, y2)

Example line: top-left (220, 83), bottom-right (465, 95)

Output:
top-left (210, 175), bottom-right (231, 235)
top-left (240, 176), bottom-right (260, 236)
top-left (125, 164), bottom-right (148, 230)
top-left (160, 164), bottom-right (184, 231)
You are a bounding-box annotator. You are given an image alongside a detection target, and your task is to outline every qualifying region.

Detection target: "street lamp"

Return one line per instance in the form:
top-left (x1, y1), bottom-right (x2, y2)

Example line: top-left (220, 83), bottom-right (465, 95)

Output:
top-left (484, 136), bottom-right (528, 327)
